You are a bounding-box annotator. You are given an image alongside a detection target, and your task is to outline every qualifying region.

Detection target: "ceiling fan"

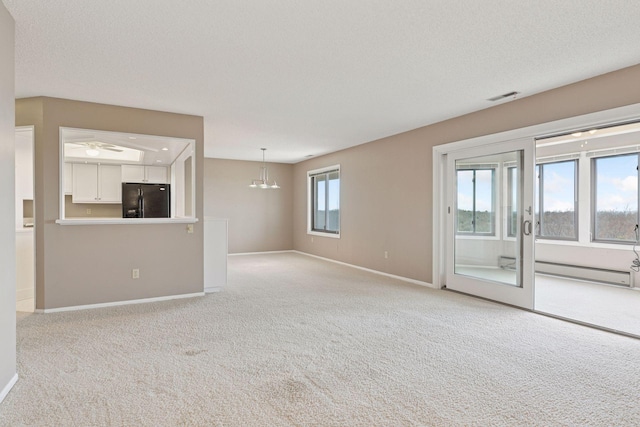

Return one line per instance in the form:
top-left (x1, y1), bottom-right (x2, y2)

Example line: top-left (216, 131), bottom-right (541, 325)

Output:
top-left (69, 142), bottom-right (124, 152)
top-left (67, 141), bottom-right (124, 157)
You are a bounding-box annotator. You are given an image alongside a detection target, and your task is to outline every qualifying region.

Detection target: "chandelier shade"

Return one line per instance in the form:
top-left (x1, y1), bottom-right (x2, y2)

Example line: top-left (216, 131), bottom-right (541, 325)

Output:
top-left (249, 148), bottom-right (280, 189)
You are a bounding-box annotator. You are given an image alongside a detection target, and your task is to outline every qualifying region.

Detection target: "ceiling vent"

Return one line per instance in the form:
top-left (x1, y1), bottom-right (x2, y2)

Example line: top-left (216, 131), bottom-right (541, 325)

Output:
top-left (487, 91), bottom-right (520, 102)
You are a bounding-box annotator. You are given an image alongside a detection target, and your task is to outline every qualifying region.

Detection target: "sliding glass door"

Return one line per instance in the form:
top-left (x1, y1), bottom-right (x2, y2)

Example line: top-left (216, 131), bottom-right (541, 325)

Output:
top-left (445, 139), bottom-right (535, 309)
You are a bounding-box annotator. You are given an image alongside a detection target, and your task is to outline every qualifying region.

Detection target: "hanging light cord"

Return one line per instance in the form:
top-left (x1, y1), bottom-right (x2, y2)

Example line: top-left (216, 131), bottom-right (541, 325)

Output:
top-left (631, 225), bottom-right (640, 272)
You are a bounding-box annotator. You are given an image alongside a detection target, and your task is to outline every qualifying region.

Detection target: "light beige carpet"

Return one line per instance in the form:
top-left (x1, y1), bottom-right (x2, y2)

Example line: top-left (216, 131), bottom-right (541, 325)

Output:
top-left (535, 274), bottom-right (640, 336)
top-left (2, 252), bottom-right (639, 426)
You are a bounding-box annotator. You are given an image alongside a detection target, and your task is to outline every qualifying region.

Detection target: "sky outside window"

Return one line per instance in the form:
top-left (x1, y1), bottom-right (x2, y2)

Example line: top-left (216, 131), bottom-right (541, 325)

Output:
top-left (594, 154), bottom-right (638, 241)
top-left (327, 173), bottom-right (340, 232)
top-left (538, 160), bottom-right (577, 239)
top-left (312, 171), bottom-right (340, 233)
top-left (456, 168), bottom-right (494, 234)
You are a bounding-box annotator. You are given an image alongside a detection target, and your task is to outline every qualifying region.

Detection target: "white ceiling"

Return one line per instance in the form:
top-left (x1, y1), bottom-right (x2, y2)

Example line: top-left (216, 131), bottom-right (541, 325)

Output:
top-left (4, 1), bottom-right (640, 163)
top-left (61, 128), bottom-right (192, 166)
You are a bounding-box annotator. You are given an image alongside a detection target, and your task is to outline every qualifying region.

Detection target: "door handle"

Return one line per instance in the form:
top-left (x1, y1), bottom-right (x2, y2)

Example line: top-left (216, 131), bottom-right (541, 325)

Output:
top-left (523, 220), bottom-right (532, 236)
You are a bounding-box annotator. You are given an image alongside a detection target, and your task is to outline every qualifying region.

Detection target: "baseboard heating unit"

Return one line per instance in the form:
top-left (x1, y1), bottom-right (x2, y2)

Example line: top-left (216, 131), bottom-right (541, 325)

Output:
top-left (498, 256), bottom-right (633, 287)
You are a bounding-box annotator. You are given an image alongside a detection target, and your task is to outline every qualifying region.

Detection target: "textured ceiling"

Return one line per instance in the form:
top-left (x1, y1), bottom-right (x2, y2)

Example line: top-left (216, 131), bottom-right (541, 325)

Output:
top-left (4, 0), bottom-right (640, 163)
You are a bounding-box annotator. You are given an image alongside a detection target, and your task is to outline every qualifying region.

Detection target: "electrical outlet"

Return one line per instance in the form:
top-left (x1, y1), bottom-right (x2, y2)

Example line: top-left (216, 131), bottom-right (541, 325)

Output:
top-left (132, 268), bottom-right (140, 279)
top-left (86, 208), bottom-right (91, 215)
top-left (187, 224), bottom-right (194, 234)
top-left (384, 251), bottom-right (389, 259)
top-left (311, 237), bottom-right (314, 243)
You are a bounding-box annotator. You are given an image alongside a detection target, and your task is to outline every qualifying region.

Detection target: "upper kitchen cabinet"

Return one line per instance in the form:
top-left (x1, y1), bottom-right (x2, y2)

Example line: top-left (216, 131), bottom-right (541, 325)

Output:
top-left (72, 163), bottom-right (121, 203)
top-left (121, 165), bottom-right (168, 184)
top-left (64, 163), bottom-right (73, 195)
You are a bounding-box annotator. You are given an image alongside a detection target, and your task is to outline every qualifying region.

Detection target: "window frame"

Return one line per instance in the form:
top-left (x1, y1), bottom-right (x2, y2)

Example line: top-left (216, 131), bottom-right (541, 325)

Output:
top-left (535, 159), bottom-right (579, 241)
top-left (591, 152), bottom-right (639, 244)
top-left (506, 165), bottom-right (518, 238)
top-left (307, 164), bottom-right (340, 238)
top-left (455, 166), bottom-right (496, 236)
top-left (57, 127), bottom-right (197, 225)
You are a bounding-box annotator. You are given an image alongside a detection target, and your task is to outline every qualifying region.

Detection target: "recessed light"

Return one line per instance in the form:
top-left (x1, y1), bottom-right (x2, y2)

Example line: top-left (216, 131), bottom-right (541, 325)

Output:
top-left (128, 136), bottom-right (137, 140)
top-left (162, 147), bottom-right (169, 151)
top-left (571, 132), bottom-right (582, 137)
top-left (156, 160), bottom-right (162, 163)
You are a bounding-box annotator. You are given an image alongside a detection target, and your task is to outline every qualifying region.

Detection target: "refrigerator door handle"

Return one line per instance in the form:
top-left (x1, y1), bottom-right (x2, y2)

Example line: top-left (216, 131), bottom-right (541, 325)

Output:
top-left (138, 188), bottom-right (144, 218)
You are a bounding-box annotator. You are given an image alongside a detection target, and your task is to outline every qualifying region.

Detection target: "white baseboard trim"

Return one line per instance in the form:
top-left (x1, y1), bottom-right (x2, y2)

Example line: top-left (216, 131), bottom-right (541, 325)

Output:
top-left (38, 292), bottom-right (206, 313)
top-left (204, 287), bottom-right (222, 293)
top-left (228, 250), bottom-right (295, 256)
top-left (292, 251), bottom-right (436, 289)
top-left (0, 373), bottom-right (18, 404)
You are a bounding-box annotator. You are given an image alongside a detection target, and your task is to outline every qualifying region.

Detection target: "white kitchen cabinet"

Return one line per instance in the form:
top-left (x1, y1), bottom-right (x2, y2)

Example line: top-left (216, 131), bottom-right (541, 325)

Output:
top-left (121, 165), bottom-right (168, 184)
top-left (120, 165), bottom-right (145, 182)
top-left (99, 165), bottom-right (122, 202)
top-left (64, 163), bottom-right (73, 195)
top-left (72, 164), bottom-right (98, 202)
top-left (145, 166), bottom-right (168, 184)
top-left (72, 163), bottom-right (122, 203)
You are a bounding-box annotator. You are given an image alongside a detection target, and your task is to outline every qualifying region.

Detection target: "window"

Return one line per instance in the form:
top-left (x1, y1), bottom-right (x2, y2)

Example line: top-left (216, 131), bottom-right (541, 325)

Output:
top-left (456, 167), bottom-right (495, 235)
top-left (308, 165), bottom-right (340, 236)
top-left (592, 153), bottom-right (638, 243)
top-left (535, 160), bottom-right (578, 240)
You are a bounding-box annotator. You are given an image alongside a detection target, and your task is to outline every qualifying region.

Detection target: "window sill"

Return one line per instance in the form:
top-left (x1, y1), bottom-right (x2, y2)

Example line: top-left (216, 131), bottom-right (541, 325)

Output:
top-left (535, 239), bottom-right (636, 251)
top-left (56, 217), bottom-right (199, 226)
top-left (454, 234), bottom-right (499, 241)
top-left (307, 230), bottom-right (340, 239)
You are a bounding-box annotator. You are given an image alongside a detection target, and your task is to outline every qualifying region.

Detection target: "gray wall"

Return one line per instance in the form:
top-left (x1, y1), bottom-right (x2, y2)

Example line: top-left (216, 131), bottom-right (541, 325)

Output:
top-left (16, 97), bottom-right (204, 310)
top-left (293, 64), bottom-right (640, 283)
top-left (203, 158), bottom-right (293, 253)
top-left (0, 1), bottom-right (16, 400)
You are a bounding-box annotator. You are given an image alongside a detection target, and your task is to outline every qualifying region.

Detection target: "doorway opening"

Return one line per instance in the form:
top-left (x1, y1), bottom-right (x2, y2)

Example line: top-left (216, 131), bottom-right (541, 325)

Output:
top-left (15, 126), bottom-right (35, 313)
top-left (533, 121), bottom-right (640, 336)
top-left (433, 103), bottom-right (640, 338)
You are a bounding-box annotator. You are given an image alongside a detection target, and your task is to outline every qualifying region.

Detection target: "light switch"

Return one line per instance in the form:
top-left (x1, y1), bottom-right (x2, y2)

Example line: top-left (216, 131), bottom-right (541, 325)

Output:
top-left (187, 224), bottom-right (194, 234)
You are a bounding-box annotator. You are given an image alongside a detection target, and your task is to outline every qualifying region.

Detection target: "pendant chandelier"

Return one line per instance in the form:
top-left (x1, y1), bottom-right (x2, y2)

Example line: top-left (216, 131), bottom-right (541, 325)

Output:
top-left (249, 148), bottom-right (280, 189)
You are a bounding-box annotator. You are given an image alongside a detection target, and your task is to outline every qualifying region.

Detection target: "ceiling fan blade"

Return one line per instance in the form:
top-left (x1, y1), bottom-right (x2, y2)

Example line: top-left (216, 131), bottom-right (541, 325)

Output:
top-left (62, 134), bottom-right (97, 143)
top-left (124, 142), bottom-right (160, 152)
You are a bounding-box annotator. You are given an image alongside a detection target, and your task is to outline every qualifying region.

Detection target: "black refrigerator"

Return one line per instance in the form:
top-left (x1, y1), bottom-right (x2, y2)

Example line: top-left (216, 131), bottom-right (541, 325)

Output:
top-left (122, 183), bottom-right (171, 218)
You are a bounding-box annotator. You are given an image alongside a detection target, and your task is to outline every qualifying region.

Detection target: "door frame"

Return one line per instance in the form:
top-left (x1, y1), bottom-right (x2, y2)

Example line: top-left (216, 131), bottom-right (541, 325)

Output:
top-left (432, 102), bottom-right (640, 293)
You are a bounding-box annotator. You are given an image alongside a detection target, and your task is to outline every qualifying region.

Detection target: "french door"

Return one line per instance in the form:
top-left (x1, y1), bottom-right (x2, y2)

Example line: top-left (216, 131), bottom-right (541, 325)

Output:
top-left (445, 138), bottom-right (535, 309)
